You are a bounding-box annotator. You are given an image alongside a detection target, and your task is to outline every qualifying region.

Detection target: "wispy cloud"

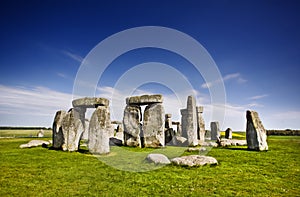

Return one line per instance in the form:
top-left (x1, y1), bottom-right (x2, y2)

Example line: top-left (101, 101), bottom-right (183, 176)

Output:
top-left (201, 72), bottom-right (246, 89)
top-left (0, 85), bottom-right (73, 117)
top-left (61, 50), bottom-right (83, 63)
top-left (248, 94), bottom-right (269, 100)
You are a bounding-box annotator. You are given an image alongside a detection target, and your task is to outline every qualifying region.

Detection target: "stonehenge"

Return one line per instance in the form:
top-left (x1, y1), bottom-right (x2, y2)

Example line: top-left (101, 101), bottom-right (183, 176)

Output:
top-left (52, 97), bottom-right (111, 153)
top-left (123, 94), bottom-right (165, 148)
top-left (51, 94), bottom-right (269, 154)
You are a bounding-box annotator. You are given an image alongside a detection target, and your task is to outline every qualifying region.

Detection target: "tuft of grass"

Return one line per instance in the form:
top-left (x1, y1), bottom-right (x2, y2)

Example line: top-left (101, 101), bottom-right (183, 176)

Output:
top-left (0, 135), bottom-right (299, 196)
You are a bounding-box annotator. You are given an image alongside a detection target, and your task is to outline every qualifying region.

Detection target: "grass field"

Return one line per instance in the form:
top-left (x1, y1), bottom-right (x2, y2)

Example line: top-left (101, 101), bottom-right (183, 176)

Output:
top-left (0, 131), bottom-right (299, 196)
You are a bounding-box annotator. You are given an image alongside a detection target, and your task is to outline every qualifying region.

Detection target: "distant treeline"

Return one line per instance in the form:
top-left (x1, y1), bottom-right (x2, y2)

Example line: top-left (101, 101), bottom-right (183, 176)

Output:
top-left (0, 126), bottom-right (52, 130)
top-left (267, 129), bottom-right (300, 136)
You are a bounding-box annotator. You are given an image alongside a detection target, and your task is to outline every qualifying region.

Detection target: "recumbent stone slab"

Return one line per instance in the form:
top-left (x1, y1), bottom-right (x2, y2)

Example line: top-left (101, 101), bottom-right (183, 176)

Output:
top-left (72, 97), bottom-right (109, 108)
top-left (126, 94), bottom-right (163, 105)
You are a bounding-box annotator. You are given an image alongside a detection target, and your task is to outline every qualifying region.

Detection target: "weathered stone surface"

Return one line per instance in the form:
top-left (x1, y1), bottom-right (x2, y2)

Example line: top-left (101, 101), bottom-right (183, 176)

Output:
top-left (146, 154), bottom-right (171, 165)
top-left (210, 122), bottom-right (220, 140)
top-left (219, 139), bottom-right (247, 147)
top-left (198, 141), bottom-right (218, 147)
top-left (171, 155), bottom-right (218, 167)
top-left (61, 109), bottom-right (84, 151)
top-left (165, 114), bottom-right (172, 129)
top-left (80, 119), bottom-right (89, 141)
top-left (52, 110), bottom-right (67, 149)
top-left (123, 105), bottom-right (142, 147)
top-left (89, 106), bottom-right (111, 154)
top-left (20, 140), bottom-right (51, 148)
top-left (127, 94), bottom-right (163, 105)
top-left (225, 128), bottom-right (232, 139)
top-left (187, 147), bottom-right (207, 152)
top-left (196, 106), bottom-right (205, 142)
top-left (175, 136), bottom-right (187, 146)
top-left (165, 128), bottom-right (176, 145)
top-left (143, 103), bottom-right (165, 147)
top-left (246, 110), bottom-right (268, 151)
top-left (72, 97), bottom-right (109, 108)
top-left (109, 137), bottom-right (123, 146)
top-left (181, 96), bottom-right (198, 146)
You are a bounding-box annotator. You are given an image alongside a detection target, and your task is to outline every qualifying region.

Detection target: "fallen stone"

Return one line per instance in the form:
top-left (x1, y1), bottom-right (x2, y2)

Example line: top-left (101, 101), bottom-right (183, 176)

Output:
top-left (89, 106), bottom-right (111, 154)
top-left (20, 140), bottom-right (51, 148)
top-left (218, 139), bottom-right (247, 147)
top-left (127, 94), bottom-right (163, 105)
top-left (187, 147), bottom-right (207, 152)
top-left (198, 141), bottom-right (218, 147)
top-left (72, 97), bottom-right (109, 108)
top-left (109, 137), bottom-right (123, 146)
top-left (175, 136), bottom-right (187, 146)
top-left (171, 155), bottom-right (218, 167)
top-left (146, 153), bottom-right (171, 165)
top-left (246, 110), bottom-right (268, 151)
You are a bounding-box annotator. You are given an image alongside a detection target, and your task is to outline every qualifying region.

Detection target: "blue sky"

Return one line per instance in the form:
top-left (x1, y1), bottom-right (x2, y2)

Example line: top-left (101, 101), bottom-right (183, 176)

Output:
top-left (0, 0), bottom-right (299, 130)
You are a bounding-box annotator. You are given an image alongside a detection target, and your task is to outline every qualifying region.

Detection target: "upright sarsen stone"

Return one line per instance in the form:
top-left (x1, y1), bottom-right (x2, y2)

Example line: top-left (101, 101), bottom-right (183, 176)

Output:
top-left (61, 109), bottom-right (84, 151)
top-left (210, 122), bottom-right (220, 141)
top-left (196, 106), bottom-right (205, 142)
top-left (52, 110), bottom-right (67, 149)
top-left (123, 105), bottom-right (142, 147)
top-left (181, 96), bottom-right (198, 146)
top-left (89, 106), bottom-right (111, 154)
top-left (225, 128), bottom-right (232, 139)
top-left (143, 103), bottom-right (165, 147)
top-left (246, 110), bottom-right (268, 151)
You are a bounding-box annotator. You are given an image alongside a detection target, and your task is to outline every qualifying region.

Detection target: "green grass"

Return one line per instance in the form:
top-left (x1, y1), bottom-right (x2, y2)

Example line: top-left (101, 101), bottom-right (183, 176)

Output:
top-left (0, 129), bottom-right (52, 138)
top-left (0, 135), bottom-right (299, 196)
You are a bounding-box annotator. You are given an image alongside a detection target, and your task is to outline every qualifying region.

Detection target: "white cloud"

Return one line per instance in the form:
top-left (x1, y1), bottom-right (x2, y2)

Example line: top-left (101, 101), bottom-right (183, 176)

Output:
top-left (1, 84), bottom-right (297, 130)
top-left (201, 72), bottom-right (246, 89)
top-left (0, 85), bottom-right (73, 117)
top-left (61, 50), bottom-right (83, 63)
top-left (248, 94), bottom-right (269, 100)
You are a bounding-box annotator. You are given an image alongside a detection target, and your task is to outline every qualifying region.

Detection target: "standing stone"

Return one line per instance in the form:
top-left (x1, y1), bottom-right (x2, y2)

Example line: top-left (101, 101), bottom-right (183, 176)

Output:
top-left (89, 106), bottom-right (111, 154)
top-left (246, 110), bottom-right (268, 151)
top-left (123, 105), bottom-right (142, 147)
top-left (61, 109), bottom-right (84, 151)
top-left (143, 103), bottom-right (165, 147)
top-left (225, 128), bottom-right (232, 139)
top-left (196, 106), bottom-right (205, 142)
top-left (165, 114), bottom-right (176, 145)
top-left (52, 110), bottom-right (67, 149)
top-left (210, 122), bottom-right (220, 141)
top-left (176, 122), bottom-right (182, 136)
top-left (181, 96), bottom-right (198, 146)
top-left (180, 109), bottom-right (188, 138)
top-left (74, 107), bottom-right (86, 128)
top-left (80, 119), bottom-right (89, 141)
